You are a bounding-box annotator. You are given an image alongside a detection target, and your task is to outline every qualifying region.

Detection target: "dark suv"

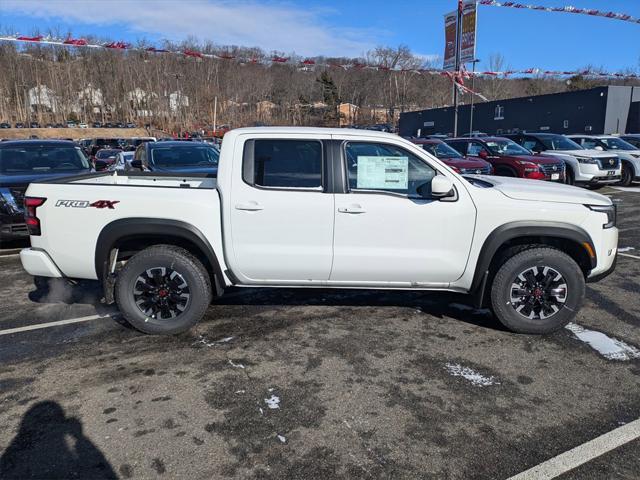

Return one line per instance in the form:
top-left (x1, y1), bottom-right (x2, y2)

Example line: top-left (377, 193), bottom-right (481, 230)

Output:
top-left (446, 136), bottom-right (565, 182)
top-left (130, 141), bottom-right (219, 174)
top-left (0, 140), bottom-right (91, 244)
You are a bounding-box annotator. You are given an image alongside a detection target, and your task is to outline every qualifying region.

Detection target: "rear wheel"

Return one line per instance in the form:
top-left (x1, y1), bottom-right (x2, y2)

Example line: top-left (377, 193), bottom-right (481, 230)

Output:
top-left (490, 247), bottom-right (585, 334)
top-left (115, 245), bottom-right (212, 335)
top-left (565, 166), bottom-right (575, 186)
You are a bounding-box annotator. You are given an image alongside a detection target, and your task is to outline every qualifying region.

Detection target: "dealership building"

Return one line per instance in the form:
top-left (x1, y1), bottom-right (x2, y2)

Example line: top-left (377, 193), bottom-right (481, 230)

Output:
top-left (399, 85), bottom-right (640, 138)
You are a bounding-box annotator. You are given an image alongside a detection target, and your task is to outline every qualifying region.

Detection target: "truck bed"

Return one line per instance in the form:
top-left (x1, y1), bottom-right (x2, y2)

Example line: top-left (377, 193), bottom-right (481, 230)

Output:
top-left (40, 171), bottom-right (217, 189)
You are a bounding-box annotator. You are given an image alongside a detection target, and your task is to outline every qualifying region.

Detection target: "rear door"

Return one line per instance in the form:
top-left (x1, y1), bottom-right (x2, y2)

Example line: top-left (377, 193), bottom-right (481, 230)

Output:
top-left (229, 134), bottom-right (335, 283)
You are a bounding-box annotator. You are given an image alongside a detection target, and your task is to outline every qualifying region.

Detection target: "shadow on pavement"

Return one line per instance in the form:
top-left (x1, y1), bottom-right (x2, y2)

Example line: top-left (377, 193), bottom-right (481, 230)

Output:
top-left (0, 401), bottom-right (117, 479)
top-left (216, 287), bottom-right (508, 332)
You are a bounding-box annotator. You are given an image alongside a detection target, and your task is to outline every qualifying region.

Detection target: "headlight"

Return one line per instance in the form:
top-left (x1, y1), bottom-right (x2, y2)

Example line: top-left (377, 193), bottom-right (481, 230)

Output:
top-left (575, 156), bottom-right (598, 164)
top-left (587, 204), bottom-right (617, 229)
top-left (0, 188), bottom-right (20, 215)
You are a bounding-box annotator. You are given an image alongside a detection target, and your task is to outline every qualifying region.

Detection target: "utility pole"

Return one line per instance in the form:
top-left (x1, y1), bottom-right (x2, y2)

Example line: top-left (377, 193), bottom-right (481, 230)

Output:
top-left (469, 58), bottom-right (480, 135)
top-left (166, 73), bottom-right (183, 135)
top-left (452, 0), bottom-right (463, 137)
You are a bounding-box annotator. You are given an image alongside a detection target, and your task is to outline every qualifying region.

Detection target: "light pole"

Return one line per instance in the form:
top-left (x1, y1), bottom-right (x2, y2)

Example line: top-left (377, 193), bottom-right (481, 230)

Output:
top-left (469, 58), bottom-right (480, 136)
top-left (452, 0), bottom-right (463, 137)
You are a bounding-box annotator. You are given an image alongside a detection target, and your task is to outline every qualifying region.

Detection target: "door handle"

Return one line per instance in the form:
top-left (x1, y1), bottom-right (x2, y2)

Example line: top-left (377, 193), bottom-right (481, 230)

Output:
top-left (338, 205), bottom-right (366, 214)
top-left (235, 201), bottom-right (264, 211)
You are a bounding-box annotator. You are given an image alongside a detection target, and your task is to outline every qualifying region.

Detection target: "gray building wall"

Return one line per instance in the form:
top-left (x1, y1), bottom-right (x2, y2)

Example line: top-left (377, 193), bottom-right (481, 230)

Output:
top-left (399, 86), bottom-right (636, 137)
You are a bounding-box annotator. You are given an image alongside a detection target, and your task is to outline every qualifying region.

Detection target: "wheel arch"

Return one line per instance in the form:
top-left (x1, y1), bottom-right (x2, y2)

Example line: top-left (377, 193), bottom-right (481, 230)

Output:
top-left (95, 218), bottom-right (226, 300)
top-left (470, 221), bottom-right (597, 303)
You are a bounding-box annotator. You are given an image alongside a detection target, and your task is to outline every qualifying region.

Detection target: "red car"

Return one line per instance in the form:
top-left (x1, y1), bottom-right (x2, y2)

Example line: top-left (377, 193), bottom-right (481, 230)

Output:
top-left (410, 138), bottom-right (493, 174)
top-left (445, 137), bottom-right (565, 182)
top-left (93, 148), bottom-right (123, 171)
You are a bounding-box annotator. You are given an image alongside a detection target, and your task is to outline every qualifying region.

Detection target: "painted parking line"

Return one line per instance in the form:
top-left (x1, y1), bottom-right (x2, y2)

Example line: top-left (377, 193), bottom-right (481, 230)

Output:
top-left (507, 418), bottom-right (640, 480)
top-left (0, 313), bottom-right (115, 336)
top-left (619, 252), bottom-right (640, 260)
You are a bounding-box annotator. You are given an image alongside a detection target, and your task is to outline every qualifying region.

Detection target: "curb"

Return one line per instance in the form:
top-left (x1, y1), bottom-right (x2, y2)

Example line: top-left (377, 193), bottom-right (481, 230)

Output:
top-left (0, 248), bottom-right (22, 256)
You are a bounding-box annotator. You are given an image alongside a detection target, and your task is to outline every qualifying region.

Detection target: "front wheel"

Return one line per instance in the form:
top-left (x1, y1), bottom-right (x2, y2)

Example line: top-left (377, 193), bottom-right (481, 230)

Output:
top-left (490, 247), bottom-right (585, 334)
top-left (115, 245), bottom-right (212, 335)
top-left (619, 163), bottom-right (633, 187)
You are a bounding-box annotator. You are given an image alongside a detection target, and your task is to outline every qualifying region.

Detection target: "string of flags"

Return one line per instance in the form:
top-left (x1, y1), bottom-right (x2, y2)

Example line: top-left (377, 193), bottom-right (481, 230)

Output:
top-left (1, 35), bottom-right (638, 81)
top-left (478, 1), bottom-right (640, 24)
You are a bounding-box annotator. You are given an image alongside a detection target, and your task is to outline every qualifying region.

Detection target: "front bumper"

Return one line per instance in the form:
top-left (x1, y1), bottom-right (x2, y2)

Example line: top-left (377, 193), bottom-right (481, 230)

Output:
top-left (587, 227), bottom-right (618, 281)
top-left (20, 248), bottom-right (64, 278)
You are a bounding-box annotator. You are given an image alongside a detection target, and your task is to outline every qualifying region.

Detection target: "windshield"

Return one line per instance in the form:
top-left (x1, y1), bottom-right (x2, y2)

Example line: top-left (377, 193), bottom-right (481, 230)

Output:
top-left (540, 135), bottom-right (582, 151)
top-left (96, 149), bottom-right (122, 158)
top-left (421, 142), bottom-right (463, 159)
top-left (151, 145), bottom-right (220, 167)
top-left (485, 139), bottom-right (531, 156)
top-left (599, 137), bottom-right (637, 151)
top-left (0, 145), bottom-right (90, 174)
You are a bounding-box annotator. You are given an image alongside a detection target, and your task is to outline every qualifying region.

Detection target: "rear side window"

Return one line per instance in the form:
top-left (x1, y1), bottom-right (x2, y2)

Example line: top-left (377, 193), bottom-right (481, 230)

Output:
top-left (243, 139), bottom-right (323, 189)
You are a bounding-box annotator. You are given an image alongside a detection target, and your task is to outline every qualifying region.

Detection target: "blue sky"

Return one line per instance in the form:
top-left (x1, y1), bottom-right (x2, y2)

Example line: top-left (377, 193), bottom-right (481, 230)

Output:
top-left (0, 0), bottom-right (638, 72)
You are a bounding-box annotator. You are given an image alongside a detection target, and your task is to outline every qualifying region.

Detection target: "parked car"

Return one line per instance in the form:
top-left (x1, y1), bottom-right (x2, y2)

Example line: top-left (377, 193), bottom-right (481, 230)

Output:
top-left (125, 122), bottom-right (136, 128)
top-left (130, 141), bottom-right (219, 173)
top-left (20, 127), bottom-right (617, 336)
top-left (114, 122), bottom-right (125, 128)
top-left (54, 123), bottom-right (65, 128)
top-left (103, 122), bottom-right (113, 128)
top-left (620, 134), bottom-right (640, 149)
top-left (0, 122), bottom-right (11, 129)
top-left (1, 140), bottom-right (91, 243)
top-left (30, 122), bottom-right (41, 128)
top-left (114, 151), bottom-right (135, 171)
top-left (15, 123), bottom-right (25, 129)
top-left (66, 121), bottom-right (77, 128)
top-left (87, 138), bottom-right (121, 157)
top-left (78, 122), bottom-right (88, 129)
top-left (446, 136), bottom-right (565, 182)
top-left (92, 121), bottom-right (102, 128)
top-left (409, 138), bottom-right (493, 174)
top-left (93, 148), bottom-right (122, 171)
top-left (503, 133), bottom-right (621, 187)
top-left (568, 134), bottom-right (640, 187)
top-left (44, 123), bottom-right (54, 128)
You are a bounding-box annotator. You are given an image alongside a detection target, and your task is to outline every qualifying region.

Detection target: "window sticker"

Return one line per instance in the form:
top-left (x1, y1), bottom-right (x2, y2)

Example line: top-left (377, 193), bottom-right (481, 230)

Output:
top-left (356, 156), bottom-right (409, 189)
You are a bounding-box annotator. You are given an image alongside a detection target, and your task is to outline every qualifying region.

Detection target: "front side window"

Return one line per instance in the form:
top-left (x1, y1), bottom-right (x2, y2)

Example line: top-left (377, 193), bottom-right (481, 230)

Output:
top-left (540, 135), bottom-right (582, 151)
top-left (485, 139), bottom-right (532, 156)
top-left (467, 142), bottom-right (488, 156)
top-left (422, 142), bottom-right (463, 159)
top-left (247, 139), bottom-right (322, 188)
top-left (599, 137), bottom-right (636, 151)
top-left (345, 142), bottom-right (436, 197)
top-left (151, 145), bottom-right (219, 168)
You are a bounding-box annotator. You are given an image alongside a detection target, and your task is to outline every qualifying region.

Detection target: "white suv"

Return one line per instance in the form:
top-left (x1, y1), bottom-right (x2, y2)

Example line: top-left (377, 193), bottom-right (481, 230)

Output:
top-left (505, 133), bottom-right (622, 188)
top-left (568, 134), bottom-right (640, 186)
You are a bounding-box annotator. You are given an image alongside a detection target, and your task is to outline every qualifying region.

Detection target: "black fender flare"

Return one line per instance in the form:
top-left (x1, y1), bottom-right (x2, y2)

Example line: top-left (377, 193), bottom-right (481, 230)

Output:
top-left (470, 221), bottom-right (597, 295)
top-left (95, 218), bottom-right (225, 290)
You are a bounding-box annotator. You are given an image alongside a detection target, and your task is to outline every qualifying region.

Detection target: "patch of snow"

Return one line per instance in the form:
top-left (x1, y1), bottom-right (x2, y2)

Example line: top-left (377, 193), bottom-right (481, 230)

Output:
top-left (566, 323), bottom-right (640, 361)
top-left (264, 394), bottom-right (280, 409)
top-left (234, 390), bottom-right (245, 394)
top-left (276, 434), bottom-right (286, 443)
top-left (618, 247), bottom-right (635, 253)
top-left (258, 407), bottom-right (264, 415)
top-left (444, 363), bottom-right (500, 387)
top-left (228, 359), bottom-right (245, 369)
top-left (194, 335), bottom-right (235, 347)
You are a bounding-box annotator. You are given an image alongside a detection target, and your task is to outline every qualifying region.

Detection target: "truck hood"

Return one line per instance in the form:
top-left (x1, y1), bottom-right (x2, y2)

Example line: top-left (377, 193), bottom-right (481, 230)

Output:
top-left (477, 175), bottom-right (611, 206)
top-left (1, 169), bottom-right (91, 187)
top-left (541, 149), bottom-right (614, 159)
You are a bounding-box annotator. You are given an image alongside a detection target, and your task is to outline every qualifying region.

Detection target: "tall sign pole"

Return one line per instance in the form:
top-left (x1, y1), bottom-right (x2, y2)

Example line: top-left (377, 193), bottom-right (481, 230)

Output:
top-left (453, 0), bottom-right (463, 137)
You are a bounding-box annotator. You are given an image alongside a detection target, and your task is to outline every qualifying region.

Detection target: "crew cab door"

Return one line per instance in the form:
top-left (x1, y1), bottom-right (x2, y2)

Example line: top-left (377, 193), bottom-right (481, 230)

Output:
top-left (329, 138), bottom-right (476, 286)
top-left (228, 135), bottom-right (334, 283)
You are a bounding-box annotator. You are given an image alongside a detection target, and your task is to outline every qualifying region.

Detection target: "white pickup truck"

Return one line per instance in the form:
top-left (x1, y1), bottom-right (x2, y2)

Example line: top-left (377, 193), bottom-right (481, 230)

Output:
top-left (20, 127), bottom-right (618, 335)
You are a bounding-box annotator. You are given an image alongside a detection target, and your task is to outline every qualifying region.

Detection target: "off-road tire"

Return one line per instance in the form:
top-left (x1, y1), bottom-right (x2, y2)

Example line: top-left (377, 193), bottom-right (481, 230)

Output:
top-left (619, 163), bottom-right (634, 187)
top-left (115, 245), bottom-right (212, 335)
top-left (490, 247), bottom-right (585, 334)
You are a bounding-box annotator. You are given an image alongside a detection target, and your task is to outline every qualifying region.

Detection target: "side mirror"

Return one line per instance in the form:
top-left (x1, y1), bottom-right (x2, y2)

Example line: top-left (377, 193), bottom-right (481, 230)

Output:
top-left (94, 159), bottom-right (108, 171)
top-left (430, 176), bottom-right (456, 199)
top-left (130, 160), bottom-right (143, 170)
top-left (478, 150), bottom-right (488, 159)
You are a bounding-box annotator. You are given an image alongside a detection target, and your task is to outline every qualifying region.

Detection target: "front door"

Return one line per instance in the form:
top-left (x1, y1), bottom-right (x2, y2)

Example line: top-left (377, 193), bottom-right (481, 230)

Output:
top-left (229, 136), bottom-right (334, 283)
top-left (330, 140), bottom-right (476, 286)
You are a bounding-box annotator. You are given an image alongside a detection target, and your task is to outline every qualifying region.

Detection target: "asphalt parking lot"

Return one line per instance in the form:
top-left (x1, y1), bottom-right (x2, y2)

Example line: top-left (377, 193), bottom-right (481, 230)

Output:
top-left (0, 186), bottom-right (638, 480)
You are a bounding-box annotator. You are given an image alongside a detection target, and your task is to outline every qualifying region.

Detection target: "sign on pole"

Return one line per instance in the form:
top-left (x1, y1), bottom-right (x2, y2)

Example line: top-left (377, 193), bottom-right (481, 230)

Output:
top-left (443, 1), bottom-right (477, 70)
top-left (460, 1), bottom-right (477, 63)
top-left (443, 11), bottom-right (457, 71)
